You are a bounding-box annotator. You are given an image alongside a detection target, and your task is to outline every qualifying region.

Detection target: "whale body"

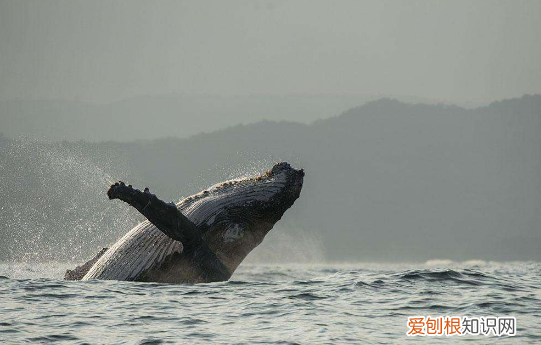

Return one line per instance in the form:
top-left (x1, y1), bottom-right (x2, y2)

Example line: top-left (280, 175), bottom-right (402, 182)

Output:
top-left (65, 162), bottom-right (304, 284)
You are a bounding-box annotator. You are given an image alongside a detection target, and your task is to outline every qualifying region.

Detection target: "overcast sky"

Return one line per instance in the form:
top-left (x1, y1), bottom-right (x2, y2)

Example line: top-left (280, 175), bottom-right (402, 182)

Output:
top-left (1, 0), bottom-right (540, 104)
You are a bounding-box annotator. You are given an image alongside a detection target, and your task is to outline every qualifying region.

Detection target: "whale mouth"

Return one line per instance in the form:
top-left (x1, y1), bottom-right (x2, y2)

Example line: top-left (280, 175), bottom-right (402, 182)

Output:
top-left (268, 161), bottom-right (304, 176)
top-left (268, 162), bottom-right (305, 186)
top-left (200, 162), bottom-right (303, 203)
top-left (270, 162), bottom-right (304, 206)
top-left (257, 162), bottom-right (304, 202)
top-left (253, 162), bottom-right (304, 224)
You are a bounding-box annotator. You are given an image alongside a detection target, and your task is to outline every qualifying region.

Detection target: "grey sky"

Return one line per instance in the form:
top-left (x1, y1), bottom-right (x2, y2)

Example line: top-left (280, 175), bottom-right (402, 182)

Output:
top-left (1, 0), bottom-right (540, 104)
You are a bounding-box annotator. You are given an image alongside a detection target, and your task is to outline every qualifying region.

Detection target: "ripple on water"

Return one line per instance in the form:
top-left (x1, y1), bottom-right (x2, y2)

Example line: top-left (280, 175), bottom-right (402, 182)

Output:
top-left (27, 334), bottom-right (80, 342)
top-left (0, 262), bottom-right (538, 345)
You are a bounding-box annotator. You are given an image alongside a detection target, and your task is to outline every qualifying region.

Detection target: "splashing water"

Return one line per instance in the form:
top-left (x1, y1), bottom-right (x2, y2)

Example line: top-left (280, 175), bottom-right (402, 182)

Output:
top-left (0, 141), bottom-right (314, 269)
top-left (0, 139), bottom-right (135, 265)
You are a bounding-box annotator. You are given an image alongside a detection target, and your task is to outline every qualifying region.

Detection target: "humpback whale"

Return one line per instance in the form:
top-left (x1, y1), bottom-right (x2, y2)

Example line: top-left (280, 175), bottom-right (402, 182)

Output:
top-left (65, 162), bottom-right (304, 283)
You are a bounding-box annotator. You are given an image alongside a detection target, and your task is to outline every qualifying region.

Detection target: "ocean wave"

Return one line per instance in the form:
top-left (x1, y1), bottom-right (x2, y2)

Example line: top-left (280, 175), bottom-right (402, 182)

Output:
top-left (0, 262), bottom-right (538, 344)
top-left (396, 268), bottom-right (494, 286)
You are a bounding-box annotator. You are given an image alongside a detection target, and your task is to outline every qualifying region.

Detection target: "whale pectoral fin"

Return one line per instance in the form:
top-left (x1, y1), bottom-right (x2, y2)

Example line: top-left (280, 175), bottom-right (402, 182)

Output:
top-left (107, 182), bottom-right (203, 247)
top-left (64, 247), bottom-right (108, 281)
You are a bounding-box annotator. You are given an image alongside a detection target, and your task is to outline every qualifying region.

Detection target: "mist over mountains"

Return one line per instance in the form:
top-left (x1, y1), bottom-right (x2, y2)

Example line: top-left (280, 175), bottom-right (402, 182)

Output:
top-left (0, 94), bottom-right (481, 142)
top-left (1, 95), bottom-right (540, 263)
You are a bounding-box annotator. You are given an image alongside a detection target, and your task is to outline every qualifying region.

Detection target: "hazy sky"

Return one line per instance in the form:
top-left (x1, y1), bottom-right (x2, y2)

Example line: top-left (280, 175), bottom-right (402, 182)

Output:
top-left (1, 0), bottom-right (540, 104)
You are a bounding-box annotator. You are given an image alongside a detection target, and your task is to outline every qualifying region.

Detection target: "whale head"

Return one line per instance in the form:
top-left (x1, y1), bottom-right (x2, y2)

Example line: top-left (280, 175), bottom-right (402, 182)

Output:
top-left (180, 162), bottom-right (304, 273)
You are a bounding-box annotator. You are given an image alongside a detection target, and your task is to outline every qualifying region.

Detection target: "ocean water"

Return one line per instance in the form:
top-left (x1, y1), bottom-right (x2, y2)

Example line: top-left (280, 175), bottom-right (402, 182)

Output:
top-left (0, 261), bottom-right (539, 344)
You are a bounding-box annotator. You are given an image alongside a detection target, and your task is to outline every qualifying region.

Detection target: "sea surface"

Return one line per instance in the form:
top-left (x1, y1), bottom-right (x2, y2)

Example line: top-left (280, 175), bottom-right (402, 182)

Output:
top-left (0, 261), bottom-right (539, 344)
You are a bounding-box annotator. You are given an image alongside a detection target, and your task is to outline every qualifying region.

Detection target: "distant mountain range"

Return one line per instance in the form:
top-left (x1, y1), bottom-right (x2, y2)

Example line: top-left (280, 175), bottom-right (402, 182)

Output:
top-left (1, 95), bottom-right (540, 263)
top-left (0, 93), bottom-right (482, 142)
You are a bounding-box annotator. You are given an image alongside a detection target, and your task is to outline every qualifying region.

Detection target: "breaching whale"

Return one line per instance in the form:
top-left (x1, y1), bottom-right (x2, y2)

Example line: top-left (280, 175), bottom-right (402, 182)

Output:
top-left (65, 162), bottom-right (304, 283)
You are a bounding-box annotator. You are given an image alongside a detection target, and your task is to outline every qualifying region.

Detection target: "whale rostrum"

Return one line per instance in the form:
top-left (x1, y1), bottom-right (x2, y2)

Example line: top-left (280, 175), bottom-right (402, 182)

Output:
top-left (65, 162), bottom-right (304, 283)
